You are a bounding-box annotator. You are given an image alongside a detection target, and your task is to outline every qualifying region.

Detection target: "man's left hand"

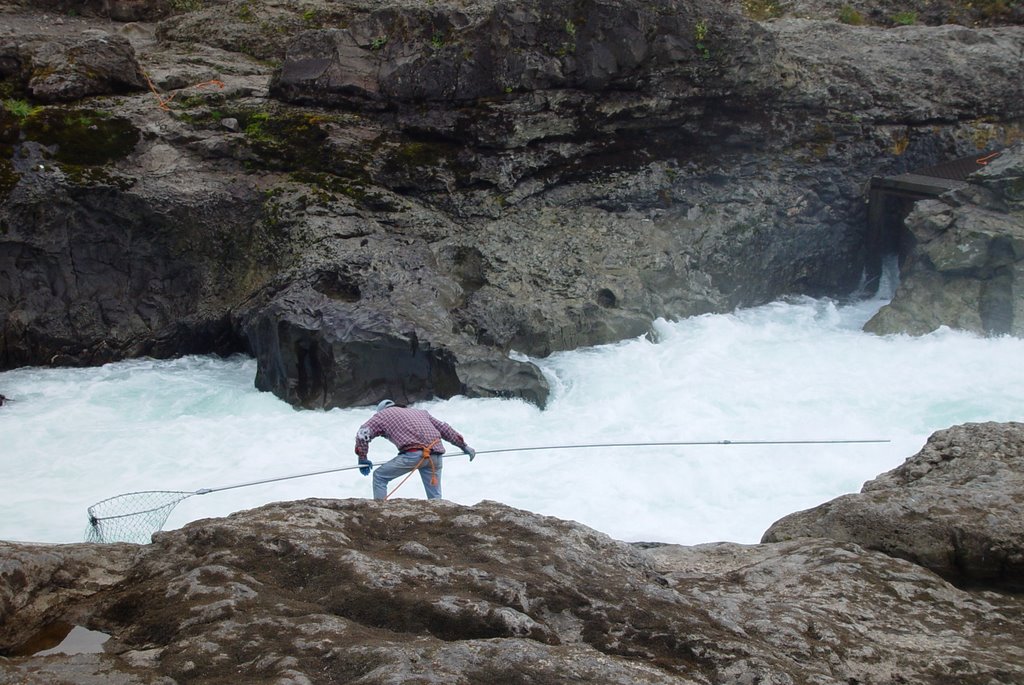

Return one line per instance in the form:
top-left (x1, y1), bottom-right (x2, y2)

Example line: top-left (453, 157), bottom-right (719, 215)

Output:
top-left (358, 459), bottom-right (373, 476)
top-left (464, 446), bottom-right (476, 462)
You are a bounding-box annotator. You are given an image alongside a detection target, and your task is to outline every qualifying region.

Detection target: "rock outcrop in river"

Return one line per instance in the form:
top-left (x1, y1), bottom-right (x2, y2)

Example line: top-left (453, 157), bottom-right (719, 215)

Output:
top-left (1, 422), bottom-right (1023, 683)
top-left (1, 0), bottom-right (1022, 408)
top-left (865, 143), bottom-right (1024, 336)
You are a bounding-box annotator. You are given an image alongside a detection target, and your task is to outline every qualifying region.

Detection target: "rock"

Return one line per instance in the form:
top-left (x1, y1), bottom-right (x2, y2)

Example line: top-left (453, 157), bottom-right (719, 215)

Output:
top-left (647, 538), bottom-right (1024, 684)
top-left (0, 30), bottom-right (148, 103)
top-left (2, 489), bottom-right (1024, 683)
top-left (0, 541), bottom-right (140, 649)
top-left (0, 155), bottom-right (271, 368)
top-left (234, 278), bottom-right (550, 407)
top-left (865, 144), bottom-right (1024, 336)
top-left (762, 421), bottom-right (1024, 590)
top-left (2, 2), bottom-right (1024, 407)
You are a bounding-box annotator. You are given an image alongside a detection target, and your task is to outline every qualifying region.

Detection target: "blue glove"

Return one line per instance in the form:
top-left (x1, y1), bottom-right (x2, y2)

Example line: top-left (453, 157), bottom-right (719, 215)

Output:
top-left (464, 446), bottom-right (476, 462)
top-left (358, 459), bottom-right (373, 476)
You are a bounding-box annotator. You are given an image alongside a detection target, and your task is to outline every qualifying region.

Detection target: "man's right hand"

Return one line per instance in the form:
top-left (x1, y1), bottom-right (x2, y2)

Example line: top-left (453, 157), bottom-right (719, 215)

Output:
top-left (358, 459), bottom-right (373, 476)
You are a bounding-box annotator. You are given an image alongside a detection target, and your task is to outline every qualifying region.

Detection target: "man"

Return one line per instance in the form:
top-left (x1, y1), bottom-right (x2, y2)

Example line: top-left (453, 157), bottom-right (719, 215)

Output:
top-left (355, 399), bottom-right (476, 500)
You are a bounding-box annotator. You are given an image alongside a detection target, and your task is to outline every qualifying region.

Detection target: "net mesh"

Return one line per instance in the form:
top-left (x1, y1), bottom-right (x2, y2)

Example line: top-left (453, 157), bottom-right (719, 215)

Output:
top-left (85, 491), bottom-right (193, 544)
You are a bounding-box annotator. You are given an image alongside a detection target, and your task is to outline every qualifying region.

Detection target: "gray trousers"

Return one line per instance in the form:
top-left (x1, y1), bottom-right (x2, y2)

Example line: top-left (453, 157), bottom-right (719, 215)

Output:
top-left (372, 450), bottom-right (443, 499)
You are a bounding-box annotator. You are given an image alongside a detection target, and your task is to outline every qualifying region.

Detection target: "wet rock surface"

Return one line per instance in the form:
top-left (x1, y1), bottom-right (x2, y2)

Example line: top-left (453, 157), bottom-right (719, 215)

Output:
top-left (2, 422), bottom-right (1024, 684)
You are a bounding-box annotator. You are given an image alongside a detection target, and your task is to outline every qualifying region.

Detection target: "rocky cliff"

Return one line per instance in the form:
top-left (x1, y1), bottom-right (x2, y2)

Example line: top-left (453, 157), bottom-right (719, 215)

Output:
top-left (1, 0), bottom-right (1022, 409)
top-left (2, 421), bottom-right (1023, 683)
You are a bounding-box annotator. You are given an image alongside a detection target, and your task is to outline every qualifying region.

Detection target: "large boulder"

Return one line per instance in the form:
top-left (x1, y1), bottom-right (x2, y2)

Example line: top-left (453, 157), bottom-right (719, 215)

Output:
top-left (0, 541), bottom-right (139, 651)
top-left (0, 23), bottom-right (148, 103)
top-left (2, 493), bottom-right (1024, 683)
top-left (234, 275), bottom-right (551, 408)
top-left (865, 143), bottom-right (1024, 336)
top-left (646, 538), bottom-right (1024, 684)
top-left (762, 421), bottom-right (1024, 590)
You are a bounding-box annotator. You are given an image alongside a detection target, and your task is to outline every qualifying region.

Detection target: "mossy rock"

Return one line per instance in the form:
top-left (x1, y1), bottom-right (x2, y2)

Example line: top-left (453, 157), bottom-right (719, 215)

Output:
top-left (235, 109), bottom-right (372, 178)
top-left (0, 157), bottom-right (20, 201)
top-left (22, 108), bottom-right (139, 166)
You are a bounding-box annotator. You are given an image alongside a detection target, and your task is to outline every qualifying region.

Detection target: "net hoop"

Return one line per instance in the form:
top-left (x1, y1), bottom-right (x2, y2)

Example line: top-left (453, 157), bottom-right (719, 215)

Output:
top-left (86, 490), bottom-right (194, 544)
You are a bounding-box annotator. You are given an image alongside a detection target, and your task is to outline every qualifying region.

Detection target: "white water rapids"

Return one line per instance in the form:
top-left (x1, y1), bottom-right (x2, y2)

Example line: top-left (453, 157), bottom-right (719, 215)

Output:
top-left (2, 268), bottom-right (1023, 545)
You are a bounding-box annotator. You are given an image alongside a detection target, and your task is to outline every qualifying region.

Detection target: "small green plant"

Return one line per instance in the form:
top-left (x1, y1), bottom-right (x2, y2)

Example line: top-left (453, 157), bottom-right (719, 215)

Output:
top-left (556, 18), bottom-right (577, 56)
top-left (742, 0), bottom-right (784, 20)
top-left (430, 31), bottom-right (445, 50)
top-left (244, 111), bottom-right (271, 139)
top-left (237, 1), bottom-right (256, 22)
top-left (694, 20), bottom-right (710, 60)
top-left (301, 8), bottom-right (318, 25)
top-left (838, 5), bottom-right (864, 25)
top-left (2, 98), bottom-right (36, 119)
top-left (892, 11), bottom-right (917, 25)
top-left (370, 36), bottom-right (388, 51)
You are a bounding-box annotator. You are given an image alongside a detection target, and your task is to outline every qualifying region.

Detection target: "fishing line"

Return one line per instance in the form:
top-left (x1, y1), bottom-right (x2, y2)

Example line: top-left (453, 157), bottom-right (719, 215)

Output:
top-left (461, 438), bottom-right (890, 458)
top-left (84, 437), bottom-right (889, 543)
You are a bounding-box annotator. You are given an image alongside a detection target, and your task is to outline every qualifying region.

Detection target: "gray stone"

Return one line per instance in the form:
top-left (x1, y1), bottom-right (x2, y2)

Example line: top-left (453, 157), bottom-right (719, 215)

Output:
top-left (865, 144), bottom-right (1024, 337)
top-left (762, 421), bottom-right (1024, 590)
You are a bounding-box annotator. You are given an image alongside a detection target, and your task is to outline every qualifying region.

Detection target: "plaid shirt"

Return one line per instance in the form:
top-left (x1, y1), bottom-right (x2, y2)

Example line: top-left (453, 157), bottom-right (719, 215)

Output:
top-left (355, 407), bottom-right (467, 460)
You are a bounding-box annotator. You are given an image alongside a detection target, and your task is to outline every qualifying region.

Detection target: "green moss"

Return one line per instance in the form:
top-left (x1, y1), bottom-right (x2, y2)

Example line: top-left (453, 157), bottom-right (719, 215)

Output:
top-left (839, 5), bottom-right (864, 25)
top-left (892, 11), bottom-right (917, 25)
top-left (289, 170), bottom-right (399, 211)
top-left (742, 0), bottom-right (784, 20)
top-left (22, 108), bottom-right (139, 166)
top-left (61, 165), bottom-right (136, 190)
top-left (291, 170), bottom-right (357, 199)
top-left (0, 112), bottom-right (20, 146)
top-left (389, 141), bottom-right (449, 168)
top-left (0, 80), bottom-right (25, 101)
top-left (0, 157), bottom-right (20, 200)
top-left (237, 0), bottom-right (260, 22)
top-left (239, 109), bottom-right (356, 173)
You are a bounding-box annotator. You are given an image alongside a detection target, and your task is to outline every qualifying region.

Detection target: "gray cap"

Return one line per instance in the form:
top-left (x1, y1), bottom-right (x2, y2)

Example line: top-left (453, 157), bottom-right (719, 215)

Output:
top-left (376, 399), bottom-right (396, 412)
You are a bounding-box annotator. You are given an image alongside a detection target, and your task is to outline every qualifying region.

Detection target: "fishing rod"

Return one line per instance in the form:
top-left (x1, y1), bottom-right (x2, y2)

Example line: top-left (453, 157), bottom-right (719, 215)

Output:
top-left (195, 438), bottom-right (892, 491)
top-left (85, 437), bottom-right (890, 544)
top-left (461, 438), bottom-right (890, 458)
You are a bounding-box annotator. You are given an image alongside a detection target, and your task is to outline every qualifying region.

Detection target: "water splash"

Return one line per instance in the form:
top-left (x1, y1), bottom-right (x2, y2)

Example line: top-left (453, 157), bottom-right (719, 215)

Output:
top-left (2, 289), bottom-right (1023, 546)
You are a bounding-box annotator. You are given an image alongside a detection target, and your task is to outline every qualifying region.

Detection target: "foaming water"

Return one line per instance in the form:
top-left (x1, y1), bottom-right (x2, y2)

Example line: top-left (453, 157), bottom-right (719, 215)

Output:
top-left (2, 288), bottom-right (1023, 545)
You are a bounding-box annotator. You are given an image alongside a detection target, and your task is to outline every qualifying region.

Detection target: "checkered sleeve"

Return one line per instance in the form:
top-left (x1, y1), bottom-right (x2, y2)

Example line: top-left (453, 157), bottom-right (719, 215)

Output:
top-left (430, 416), bottom-right (466, 450)
top-left (354, 416), bottom-right (383, 459)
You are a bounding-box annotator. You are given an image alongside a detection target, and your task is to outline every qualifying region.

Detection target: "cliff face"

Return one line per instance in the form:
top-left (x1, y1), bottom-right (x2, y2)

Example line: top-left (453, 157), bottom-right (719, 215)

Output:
top-left (2, 422), bottom-right (1023, 684)
top-left (1, 0), bottom-right (1022, 408)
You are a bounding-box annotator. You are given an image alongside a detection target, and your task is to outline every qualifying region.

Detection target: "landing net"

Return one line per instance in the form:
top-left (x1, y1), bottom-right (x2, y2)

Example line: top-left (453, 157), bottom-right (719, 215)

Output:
top-left (85, 490), bottom-right (194, 544)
